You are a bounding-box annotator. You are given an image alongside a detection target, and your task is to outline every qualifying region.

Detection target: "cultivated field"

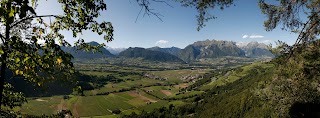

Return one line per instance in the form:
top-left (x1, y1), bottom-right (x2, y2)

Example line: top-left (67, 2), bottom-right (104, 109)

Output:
top-left (18, 63), bottom-right (212, 117)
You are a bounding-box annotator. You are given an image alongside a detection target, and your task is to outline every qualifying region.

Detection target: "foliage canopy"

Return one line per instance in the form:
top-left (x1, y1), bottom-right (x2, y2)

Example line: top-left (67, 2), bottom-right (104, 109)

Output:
top-left (0, 0), bottom-right (113, 107)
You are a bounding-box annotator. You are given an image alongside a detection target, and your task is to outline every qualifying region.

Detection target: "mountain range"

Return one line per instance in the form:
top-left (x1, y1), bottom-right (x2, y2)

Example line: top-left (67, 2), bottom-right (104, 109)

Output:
top-left (62, 40), bottom-right (274, 63)
top-left (147, 46), bottom-right (181, 56)
top-left (178, 40), bottom-right (246, 63)
top-left (105, 46), bottom-right (127, 55)
top-left (237, 41), bottom-right (274, 58)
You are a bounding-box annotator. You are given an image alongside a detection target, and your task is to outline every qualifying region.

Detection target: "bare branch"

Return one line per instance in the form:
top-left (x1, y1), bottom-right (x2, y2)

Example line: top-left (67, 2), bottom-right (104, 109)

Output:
top-left (152, 0), bottom-right (173, 8)
top-left (135, 7), bottom-right (144, 23)
top-left (293, 11), bottom-right (320, 46)
top-left (135, 0), bottom-right (172, 22)
top-left (10, 15), bottom-right (60, 29)
top-left (287, 11), bottom-right (320, 59)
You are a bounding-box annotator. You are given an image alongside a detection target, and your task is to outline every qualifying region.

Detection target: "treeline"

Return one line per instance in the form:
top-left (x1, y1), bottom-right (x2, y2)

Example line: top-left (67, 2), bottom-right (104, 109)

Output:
top-left (6, 70), bottom-right (143, 97)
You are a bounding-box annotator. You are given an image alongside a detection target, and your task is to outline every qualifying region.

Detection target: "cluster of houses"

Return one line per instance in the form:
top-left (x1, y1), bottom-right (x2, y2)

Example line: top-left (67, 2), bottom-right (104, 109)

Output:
top-left (180, 74), bottom-right (201, 82)
top-left (144, 73), bottom-right (168, 81)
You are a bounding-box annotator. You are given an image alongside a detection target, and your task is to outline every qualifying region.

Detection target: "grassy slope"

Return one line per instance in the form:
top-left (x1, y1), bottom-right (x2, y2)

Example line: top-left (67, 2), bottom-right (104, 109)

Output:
top-left (199, 62), bottom-right (271, 90)
top-left (195, 63), bottom-right (276, 117)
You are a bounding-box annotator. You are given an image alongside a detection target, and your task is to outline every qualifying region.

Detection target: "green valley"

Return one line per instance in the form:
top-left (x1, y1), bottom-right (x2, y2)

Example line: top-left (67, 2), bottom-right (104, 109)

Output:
top-left (1, 0), bottom-right (320, 118)
top-left (14, 56), bottom-right (262, 117)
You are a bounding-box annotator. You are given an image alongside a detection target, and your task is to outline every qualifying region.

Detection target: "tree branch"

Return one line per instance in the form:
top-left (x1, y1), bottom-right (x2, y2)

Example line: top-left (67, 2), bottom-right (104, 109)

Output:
top-left (10, 15), bottom-right (60, 29)
top-left (287, 11), bottom-right (320, 59)
top-left (152, 0), bottom-right (173, 8)
top-left (293, 11), bottom-right (320, 46)
top-left (135, 0), bottom-right (172, 22)
top-left (0, 34), bottom-right (5, 44)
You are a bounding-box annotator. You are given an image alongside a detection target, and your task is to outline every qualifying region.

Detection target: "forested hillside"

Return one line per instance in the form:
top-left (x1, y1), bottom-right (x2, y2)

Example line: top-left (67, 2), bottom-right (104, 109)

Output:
top-left (147, 47), bottom-right (181, 56)
top-left (119, 47), bottom-right (185, 63)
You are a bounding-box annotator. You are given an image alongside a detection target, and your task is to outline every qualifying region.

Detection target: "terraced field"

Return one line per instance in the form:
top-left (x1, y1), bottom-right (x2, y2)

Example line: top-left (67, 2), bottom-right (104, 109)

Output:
top-left (21, 90), bottom-right (169, 117)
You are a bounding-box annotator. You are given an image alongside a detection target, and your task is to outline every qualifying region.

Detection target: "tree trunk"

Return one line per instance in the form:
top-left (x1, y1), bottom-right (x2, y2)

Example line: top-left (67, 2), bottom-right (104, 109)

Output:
top-left (0, 10), bottom-right (10, 107)
top-left (0, 54), bottom-right (6, 108)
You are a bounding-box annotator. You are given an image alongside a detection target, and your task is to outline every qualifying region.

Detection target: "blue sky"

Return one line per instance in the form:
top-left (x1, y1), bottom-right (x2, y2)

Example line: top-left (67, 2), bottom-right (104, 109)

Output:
top-left (36, 0), bottom-right (299, 48)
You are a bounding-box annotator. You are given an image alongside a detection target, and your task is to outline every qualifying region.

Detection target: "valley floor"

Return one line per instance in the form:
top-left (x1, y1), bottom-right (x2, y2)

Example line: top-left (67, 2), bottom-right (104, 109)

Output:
top-left (16, 58), bottom-right (271, 117)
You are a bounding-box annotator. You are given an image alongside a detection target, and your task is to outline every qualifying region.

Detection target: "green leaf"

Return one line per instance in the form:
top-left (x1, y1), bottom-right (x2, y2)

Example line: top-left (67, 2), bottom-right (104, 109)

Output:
top-left (15, 70), bottom-right (19, 75)
top-left (9, 9), bottom-right (14, 18)
top-left (0, 48), bottom-right (4, 55)
top-left (15, 58), bottom-right (20, 63)
top-left (23, 57), bottom-right (30, 62)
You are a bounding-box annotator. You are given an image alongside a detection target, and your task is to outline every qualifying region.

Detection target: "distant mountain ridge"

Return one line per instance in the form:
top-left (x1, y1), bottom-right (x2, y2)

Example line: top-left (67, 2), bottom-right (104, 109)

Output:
top-left (118, 47), bottom-right (185, 63)
top-left (147, 46), bottom-right (181, 56)
top-left (105, 46), bottom-right (127, 55)
top-left (178, 40), bottom-right (246, 63)
top-left (238, 41), bottom-right (274, 58)
top-left (61, 41), bottom-right (114, 59)
top-left (61, 40), bottom-right (274, 62)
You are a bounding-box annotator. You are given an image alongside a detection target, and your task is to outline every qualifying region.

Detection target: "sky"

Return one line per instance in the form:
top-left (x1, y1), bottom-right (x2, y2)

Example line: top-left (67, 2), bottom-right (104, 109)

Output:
top-left (36, 0), bottom-right (299, 48)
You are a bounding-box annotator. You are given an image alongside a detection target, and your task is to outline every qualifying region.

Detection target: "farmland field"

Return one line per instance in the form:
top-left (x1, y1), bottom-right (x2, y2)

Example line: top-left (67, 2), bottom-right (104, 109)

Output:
top-left (16, 58), bottom-right (258, 117)
top-left (17, 62), bottom-right (215, 117)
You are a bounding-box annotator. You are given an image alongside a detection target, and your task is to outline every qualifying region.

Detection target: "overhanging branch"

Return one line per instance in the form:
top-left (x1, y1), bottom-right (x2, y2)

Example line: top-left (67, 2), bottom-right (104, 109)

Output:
top-left (135, 0), bottom-right (172, 22)
top-left (287, 11), bottom-right (320, 59)
top-left (10, 15), bottom-right (60, 29)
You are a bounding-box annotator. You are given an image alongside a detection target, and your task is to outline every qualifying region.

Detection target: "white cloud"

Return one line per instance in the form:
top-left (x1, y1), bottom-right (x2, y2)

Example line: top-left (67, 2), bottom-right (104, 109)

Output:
top-left (242, 35), bottom-right (249, 38)
top-left (155, 40), bottom-right (169, 45)
top-left (242, 34), bottom-right (264, 39)
top-left (250, 35), bottom-right (264, 38)
top-left (259, 40), bottom-right (272, 43)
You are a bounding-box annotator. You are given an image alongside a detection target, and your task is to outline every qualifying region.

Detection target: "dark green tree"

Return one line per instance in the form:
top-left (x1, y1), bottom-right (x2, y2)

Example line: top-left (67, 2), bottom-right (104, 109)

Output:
top-left (0, 0), bottom-right (113, 107)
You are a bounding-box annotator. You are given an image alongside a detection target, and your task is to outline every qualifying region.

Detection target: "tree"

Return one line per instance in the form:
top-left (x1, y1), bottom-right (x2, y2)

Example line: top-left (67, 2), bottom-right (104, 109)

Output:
top-left (259, 0), bottom-right (320, 57)
top-left (173, 0), bottom-right (320, 46)
top-left (259, 0), bottom-right (320, 42)
top-left (0, 0), bottom-right (113, 107)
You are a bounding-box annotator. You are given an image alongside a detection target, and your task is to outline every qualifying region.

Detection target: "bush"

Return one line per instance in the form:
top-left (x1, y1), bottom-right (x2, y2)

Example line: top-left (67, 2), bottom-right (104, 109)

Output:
top-left (112, 109), bottom-right (121, 114)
